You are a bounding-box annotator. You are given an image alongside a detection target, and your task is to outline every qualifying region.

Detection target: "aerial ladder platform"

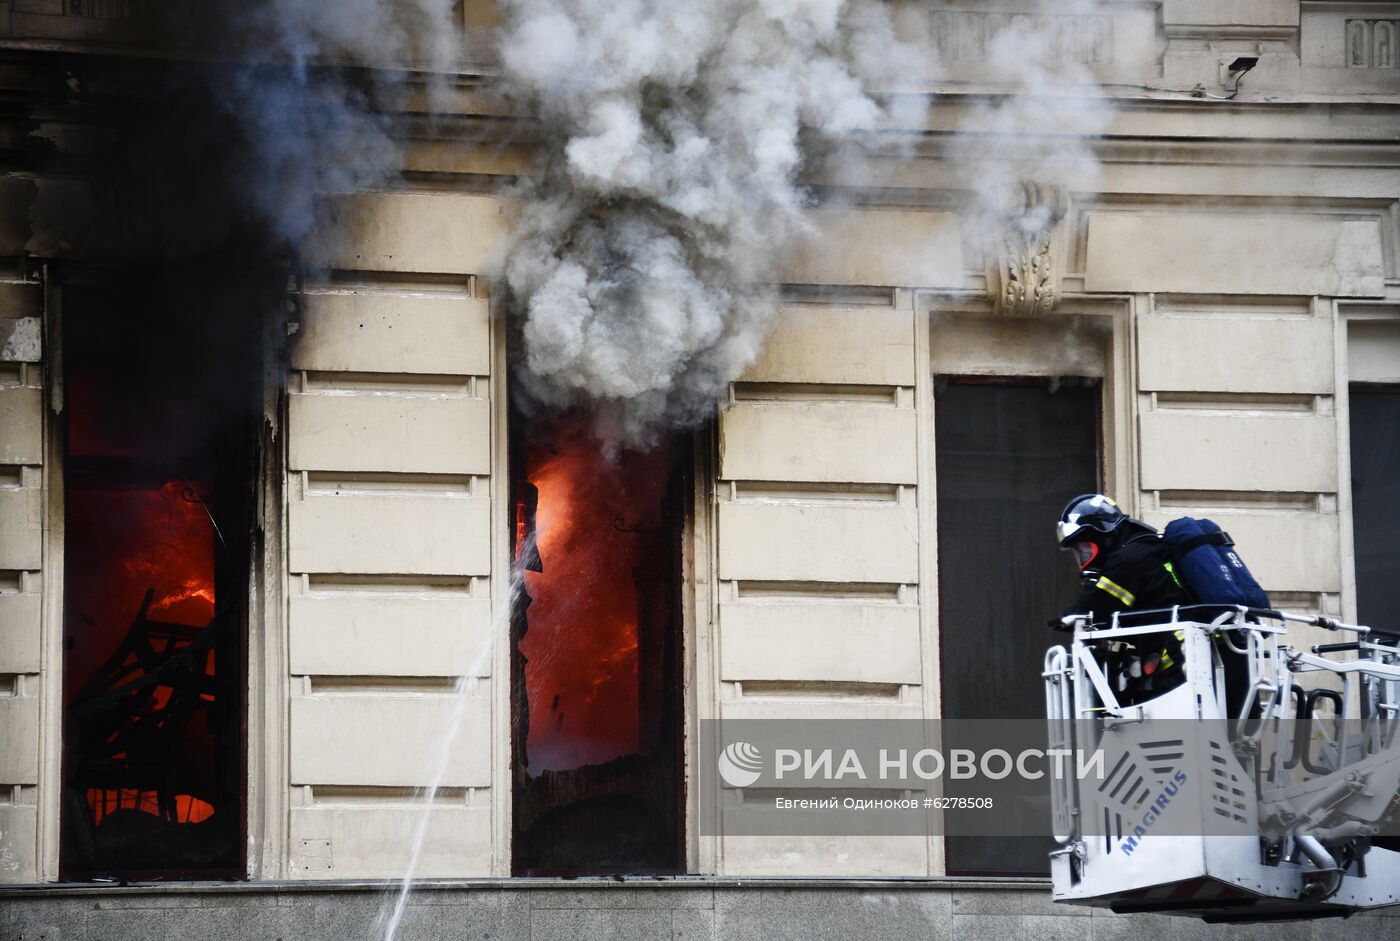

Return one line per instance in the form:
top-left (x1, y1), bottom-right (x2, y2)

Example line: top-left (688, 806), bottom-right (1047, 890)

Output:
top-left (1044, 605), bottom-right (1400, 922)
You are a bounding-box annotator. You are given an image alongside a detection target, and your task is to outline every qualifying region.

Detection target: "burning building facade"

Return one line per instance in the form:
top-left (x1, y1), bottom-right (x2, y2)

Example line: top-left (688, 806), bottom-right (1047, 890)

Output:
top-left (2, 0), bottom-right (1400, 936)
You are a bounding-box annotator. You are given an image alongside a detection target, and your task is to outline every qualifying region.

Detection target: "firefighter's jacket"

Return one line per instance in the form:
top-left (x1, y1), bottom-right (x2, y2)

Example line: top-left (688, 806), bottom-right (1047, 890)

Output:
top-left (1058, 533), bottom-right (1195, 694)
top-left (1063, 534), bottom-right (1193, 624)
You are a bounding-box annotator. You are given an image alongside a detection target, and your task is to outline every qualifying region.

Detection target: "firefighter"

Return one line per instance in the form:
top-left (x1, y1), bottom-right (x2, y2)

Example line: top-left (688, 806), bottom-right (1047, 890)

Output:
top-left (1055, 493), bottom-right (1194, 698)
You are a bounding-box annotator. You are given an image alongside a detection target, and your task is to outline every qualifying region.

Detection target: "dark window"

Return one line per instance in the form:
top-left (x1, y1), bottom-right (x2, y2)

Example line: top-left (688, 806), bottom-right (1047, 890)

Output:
top-left (1350, 385), bottom-right (1400, 631)
top-left (508, 407), bottom-right (687, 874)
top-left (935, 377), bottom-right (1100, 875)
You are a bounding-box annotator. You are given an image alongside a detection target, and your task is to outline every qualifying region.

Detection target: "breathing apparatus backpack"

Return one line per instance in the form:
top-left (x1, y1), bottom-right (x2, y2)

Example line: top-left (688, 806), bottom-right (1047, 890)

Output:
top-left (1162, 516), bottom-right (1271, 609)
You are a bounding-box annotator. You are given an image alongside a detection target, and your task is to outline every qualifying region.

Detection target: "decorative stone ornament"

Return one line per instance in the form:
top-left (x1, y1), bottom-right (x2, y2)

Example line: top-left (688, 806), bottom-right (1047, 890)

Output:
top-left (989, 181), bottom-right (1067, 317)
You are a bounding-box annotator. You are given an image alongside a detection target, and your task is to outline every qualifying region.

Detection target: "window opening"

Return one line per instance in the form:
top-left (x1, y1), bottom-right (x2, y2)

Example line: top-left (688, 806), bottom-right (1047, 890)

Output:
top-left (59, 272), bottom-right (259, 879)
top-left (935, 376), bottom-right (1100, 875)
top-left (508, 406), bottom-right (687, 874)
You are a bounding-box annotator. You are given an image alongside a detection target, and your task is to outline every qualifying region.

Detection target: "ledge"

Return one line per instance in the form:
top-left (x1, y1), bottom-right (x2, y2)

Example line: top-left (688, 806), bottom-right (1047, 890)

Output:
top-left (0, 874), bottom-right (1051, 898)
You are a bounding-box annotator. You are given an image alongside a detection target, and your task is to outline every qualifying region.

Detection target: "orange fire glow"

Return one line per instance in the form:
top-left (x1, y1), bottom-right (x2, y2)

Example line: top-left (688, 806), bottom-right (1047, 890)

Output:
top-left (86, 790), bottom-right (215, 826)
top-left (65, 481), bottom-right (217, 708)
top-left (65, 478), bottom-right (219, 826)
top-left (517, 424), bottom-right (673, 772)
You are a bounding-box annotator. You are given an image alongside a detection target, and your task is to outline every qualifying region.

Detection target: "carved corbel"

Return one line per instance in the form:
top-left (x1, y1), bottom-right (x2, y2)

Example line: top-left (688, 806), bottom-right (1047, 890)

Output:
top-left (988, 182), bottom-right (1068, 317)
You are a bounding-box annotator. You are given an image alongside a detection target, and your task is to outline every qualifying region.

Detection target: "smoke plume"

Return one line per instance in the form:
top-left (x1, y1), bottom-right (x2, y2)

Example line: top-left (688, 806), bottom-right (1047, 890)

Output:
top-left (496, 0), bottom-right (917, 443)
top-left (137, 0), bottom-right (1114, 445)
top-left (155, 0), bottom-right (460, 251)
top-left (496, 0), bottom-right (1117, 442)
top-left (940, 7), bottom-right (1117, 239)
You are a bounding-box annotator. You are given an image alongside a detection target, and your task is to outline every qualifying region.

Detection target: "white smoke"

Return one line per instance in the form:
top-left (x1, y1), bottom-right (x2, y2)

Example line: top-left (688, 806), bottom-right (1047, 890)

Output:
top-left (149, 2), bottom-right (1114, 443)
top-left (937, 6), bottom-right (1117, 240)
top-left (496, 0), bottom-right (1117, 442)
top-left (496, 0), bottom-right (919, 443)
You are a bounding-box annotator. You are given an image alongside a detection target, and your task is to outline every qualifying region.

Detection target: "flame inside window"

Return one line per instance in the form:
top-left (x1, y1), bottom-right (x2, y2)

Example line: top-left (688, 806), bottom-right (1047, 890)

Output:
top-left (510, 413), bottom-right (686, 873)
top-left (517, 422), bottom-right (673, 771)
top-left (63, 423), bottom-right (229, 871)
top-left (64, 482), bottom-right (217, 710)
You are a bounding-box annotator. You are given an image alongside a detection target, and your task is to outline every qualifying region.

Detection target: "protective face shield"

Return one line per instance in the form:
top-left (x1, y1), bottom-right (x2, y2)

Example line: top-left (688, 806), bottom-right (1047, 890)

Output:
top-left (1068, 538), bottom-right (1100, 571)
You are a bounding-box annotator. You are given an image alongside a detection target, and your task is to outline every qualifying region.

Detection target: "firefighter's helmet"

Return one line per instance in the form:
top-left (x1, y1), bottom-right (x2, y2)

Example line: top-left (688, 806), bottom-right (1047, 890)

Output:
top-left (1056, 493), bottom-right (1128, 547)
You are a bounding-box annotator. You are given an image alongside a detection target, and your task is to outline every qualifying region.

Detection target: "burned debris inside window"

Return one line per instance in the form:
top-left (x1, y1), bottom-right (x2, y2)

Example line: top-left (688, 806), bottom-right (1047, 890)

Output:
top-left (59, 272), bottom-right (262, 879)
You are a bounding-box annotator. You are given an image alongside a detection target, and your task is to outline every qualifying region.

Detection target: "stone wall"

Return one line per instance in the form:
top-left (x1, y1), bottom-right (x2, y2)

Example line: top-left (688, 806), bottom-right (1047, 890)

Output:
top-left (4, 880), bottom-right (1400, 941)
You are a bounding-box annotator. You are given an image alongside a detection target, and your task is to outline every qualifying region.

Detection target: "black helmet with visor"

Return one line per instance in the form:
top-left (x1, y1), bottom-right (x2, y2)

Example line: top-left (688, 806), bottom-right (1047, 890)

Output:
top-left (1057, 493), bottom-right (1128, 570)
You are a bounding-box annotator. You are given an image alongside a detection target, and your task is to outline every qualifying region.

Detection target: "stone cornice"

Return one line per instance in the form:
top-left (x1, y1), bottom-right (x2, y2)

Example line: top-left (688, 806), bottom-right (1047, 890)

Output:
top-left (1163, 25), bottom-right (1299, 41)
top-left (2, 39), bottom-right (1399, 109)
top-left (845, 135), bottom-right (1400, 168)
